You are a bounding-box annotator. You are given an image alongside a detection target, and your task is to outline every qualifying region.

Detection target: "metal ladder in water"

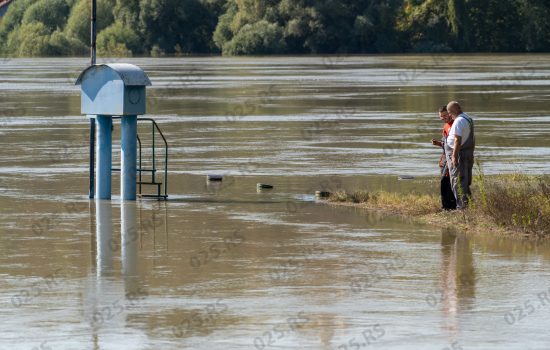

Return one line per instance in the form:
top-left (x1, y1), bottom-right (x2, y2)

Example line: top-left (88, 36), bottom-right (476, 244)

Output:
top-left (113, 117), bottom-right (168, 200)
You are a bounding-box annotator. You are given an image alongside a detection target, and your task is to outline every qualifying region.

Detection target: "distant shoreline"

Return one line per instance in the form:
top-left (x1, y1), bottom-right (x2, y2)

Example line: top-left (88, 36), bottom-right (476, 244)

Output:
top-left (3, 53), bottom-right (550, 59)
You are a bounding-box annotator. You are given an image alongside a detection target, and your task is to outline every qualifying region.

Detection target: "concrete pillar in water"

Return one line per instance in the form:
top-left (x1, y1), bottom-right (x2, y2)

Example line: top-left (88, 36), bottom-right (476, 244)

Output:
top-left (121, 116), bottom-right (138, 201)
top-left (95, 115), bottom-right (112, 200)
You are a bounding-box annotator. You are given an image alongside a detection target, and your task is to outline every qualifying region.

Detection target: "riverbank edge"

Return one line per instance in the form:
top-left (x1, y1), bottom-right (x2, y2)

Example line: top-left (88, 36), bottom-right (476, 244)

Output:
top-left (318, 196), bottom-right (543, 240)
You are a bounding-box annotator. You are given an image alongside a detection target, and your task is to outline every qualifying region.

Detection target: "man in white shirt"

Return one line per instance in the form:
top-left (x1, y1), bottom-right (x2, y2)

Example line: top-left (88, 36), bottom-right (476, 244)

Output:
top-left (444, 101), bottom-right (475, 209)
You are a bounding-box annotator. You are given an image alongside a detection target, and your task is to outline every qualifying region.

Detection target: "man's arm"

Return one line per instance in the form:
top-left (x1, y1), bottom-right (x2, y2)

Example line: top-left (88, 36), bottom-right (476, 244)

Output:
top-left (452, 136), bottom-right (462, 167)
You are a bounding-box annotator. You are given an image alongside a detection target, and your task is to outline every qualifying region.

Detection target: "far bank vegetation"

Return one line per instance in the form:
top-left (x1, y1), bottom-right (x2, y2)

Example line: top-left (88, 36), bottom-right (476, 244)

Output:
top-left (2, 0), bottom-right (550, 57)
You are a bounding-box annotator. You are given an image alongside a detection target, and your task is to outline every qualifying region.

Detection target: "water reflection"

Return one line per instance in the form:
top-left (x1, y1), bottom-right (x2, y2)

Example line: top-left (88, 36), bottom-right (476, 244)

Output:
top-left (87, 201), bottom-right (149, 345)
top-left (440, 228), bottom-right (477, 340)
top-left (3, 57), bottom-right (550, 349)
top-left (205, 178), bottom-right (223, 194)
top-left (122, 202), bottom-right (139, 294)
top-left (89, 200), bottom-right (117, 349)
top-left (95, 200), bottom-right (113, 276)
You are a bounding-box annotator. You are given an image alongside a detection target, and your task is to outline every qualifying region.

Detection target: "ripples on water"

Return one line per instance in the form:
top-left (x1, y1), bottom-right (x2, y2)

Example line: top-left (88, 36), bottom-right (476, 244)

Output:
top-left (1, 56), bottom-right (549, 349)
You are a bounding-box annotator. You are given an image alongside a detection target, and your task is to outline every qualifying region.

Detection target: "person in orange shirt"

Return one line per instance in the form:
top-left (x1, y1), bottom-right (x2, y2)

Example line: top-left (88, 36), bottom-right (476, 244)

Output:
top-left (432, 106), bottom-right (457, 210)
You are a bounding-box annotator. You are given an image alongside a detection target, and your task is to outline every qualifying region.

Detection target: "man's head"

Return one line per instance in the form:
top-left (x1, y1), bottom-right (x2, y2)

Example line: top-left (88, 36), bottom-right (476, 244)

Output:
top-left (438, 106), bottom-right (451, 123)
top-left (446, 101), bottom-right (462, 119)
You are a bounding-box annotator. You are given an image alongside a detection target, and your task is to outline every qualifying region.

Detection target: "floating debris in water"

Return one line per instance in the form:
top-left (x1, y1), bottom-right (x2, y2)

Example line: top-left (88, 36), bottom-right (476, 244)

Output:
top-left (398, 175), bottom-right (415, 180)
top-left (207, 174), bottom-right (224, 181)
top-left (257, 183), bottom-right (274, 190)
top-left (315, 191), bottom-right (331, 198)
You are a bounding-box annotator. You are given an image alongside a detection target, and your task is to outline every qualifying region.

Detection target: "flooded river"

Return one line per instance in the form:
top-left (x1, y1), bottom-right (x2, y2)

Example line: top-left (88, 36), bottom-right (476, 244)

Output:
top-left (1, 56), bottom-right (550, 349)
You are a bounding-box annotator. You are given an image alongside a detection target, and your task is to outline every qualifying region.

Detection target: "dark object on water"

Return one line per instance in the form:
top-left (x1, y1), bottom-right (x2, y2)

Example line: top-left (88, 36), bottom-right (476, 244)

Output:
top-left (257, 183), bottom-right (274, 189)
top-left (441, 176), bottom-right (457, 210)
top-left (315, 191), bottom-right (331, 198)
top-left (398, 175), bottom-right (415, 180)
top-left (207, 174), bottom-right (224, 182)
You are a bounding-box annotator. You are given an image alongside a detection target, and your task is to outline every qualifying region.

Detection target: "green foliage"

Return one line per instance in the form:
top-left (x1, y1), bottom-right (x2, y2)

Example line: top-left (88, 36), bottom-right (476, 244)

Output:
top-left (398, 0), bottom-right (453, 52)
top-left (114, 0), bottom-right (141, 28)
top-left (65, 0), bottom-right (115, 45)
top-left (215, 0), bottom-right (403, 55)
top-left (97, 22), bottom-right (140, 56)
top-left (464, 0), bottom-right (523, 52)
top-left (0, 0), bottom-right (35, 53)
top-left (518, 0), bottom-right (550, 52)
top-left (48, 29), bottom-right (74, 55)
top-left (138, 0), bottom-right (218, 54)
top-left (213, 1), bottom-right (237, 50)
top-left (22, 0), bottom-right (71, 31)
top-left (222, 19), bottom-right (286, 55)
top-left (0, 0), bottom-right (35, 34)
top-left (6, 22), bottom-right (51, 56)
top-left (399, 0), bottom-right (525, 52)
top-left (3, 0), bottom-right (550, 56)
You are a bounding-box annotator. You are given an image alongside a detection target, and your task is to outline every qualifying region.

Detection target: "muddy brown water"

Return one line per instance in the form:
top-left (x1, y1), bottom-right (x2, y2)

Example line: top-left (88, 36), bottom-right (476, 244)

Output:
top-left (1, 56), bottom-right (550, 349)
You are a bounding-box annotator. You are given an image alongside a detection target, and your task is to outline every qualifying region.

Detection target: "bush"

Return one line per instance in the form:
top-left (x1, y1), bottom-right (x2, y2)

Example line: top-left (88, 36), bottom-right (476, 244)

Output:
top-left (473, 173), bottom-right (550, 235)
top-left (0, 0), bottom-right (35, 34)
top-left (139, 0), bottom-right (216, 54)
top-left (64, 0), bottom-right (115, 44)
top-left (97, 22), bottom-right (140, 56)
top-left (222, 20), bottom-right (286, 55)
top-left (213, 2), bottom-right (237, 51)
top-left (150, 45), bottom-right (165, 57)
top-left (6, 22), bottom-right (52, 56)
top-left (49, 29), bottom-right (87, 55)
top-left (22, 0), bottom-right (71, 32)
top-left (0, 0), bottom-right (35, 52)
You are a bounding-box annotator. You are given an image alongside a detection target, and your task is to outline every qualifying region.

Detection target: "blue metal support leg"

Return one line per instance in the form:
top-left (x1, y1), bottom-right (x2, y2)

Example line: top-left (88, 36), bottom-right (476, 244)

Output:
top-left (89, 117), bottom-right (96, 199)
top-left (121, 115), bottom-right (137, 201)
top-left (96, 115), bottom-right (112, 200)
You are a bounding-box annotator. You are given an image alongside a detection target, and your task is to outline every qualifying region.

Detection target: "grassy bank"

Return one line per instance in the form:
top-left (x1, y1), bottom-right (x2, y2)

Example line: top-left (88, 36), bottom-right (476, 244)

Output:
top-left (326, 173), bottom-right (550, 237)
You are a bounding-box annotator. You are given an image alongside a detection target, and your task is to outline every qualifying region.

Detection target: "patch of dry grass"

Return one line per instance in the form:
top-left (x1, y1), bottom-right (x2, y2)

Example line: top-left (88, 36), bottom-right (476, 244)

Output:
top-left (326, 171), bottom-right (550, 237)
top-left (471, 172), bottom-right (550, 236)
top-left (328, 190), bottom-right (440, 216)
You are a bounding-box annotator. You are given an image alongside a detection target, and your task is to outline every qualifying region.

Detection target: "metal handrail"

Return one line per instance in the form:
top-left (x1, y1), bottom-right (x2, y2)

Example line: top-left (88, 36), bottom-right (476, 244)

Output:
top-left (112, 116), bottom-right (168, 199)
top-left (137, 134), bottom-right (142, 194)
top-left (140, 117), bottom-right (168, 198)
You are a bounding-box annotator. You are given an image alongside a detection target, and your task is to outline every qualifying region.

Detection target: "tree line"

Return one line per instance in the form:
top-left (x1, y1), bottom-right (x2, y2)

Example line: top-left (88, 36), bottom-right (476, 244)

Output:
top-left (1, 0), bottom-right (549, 57)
